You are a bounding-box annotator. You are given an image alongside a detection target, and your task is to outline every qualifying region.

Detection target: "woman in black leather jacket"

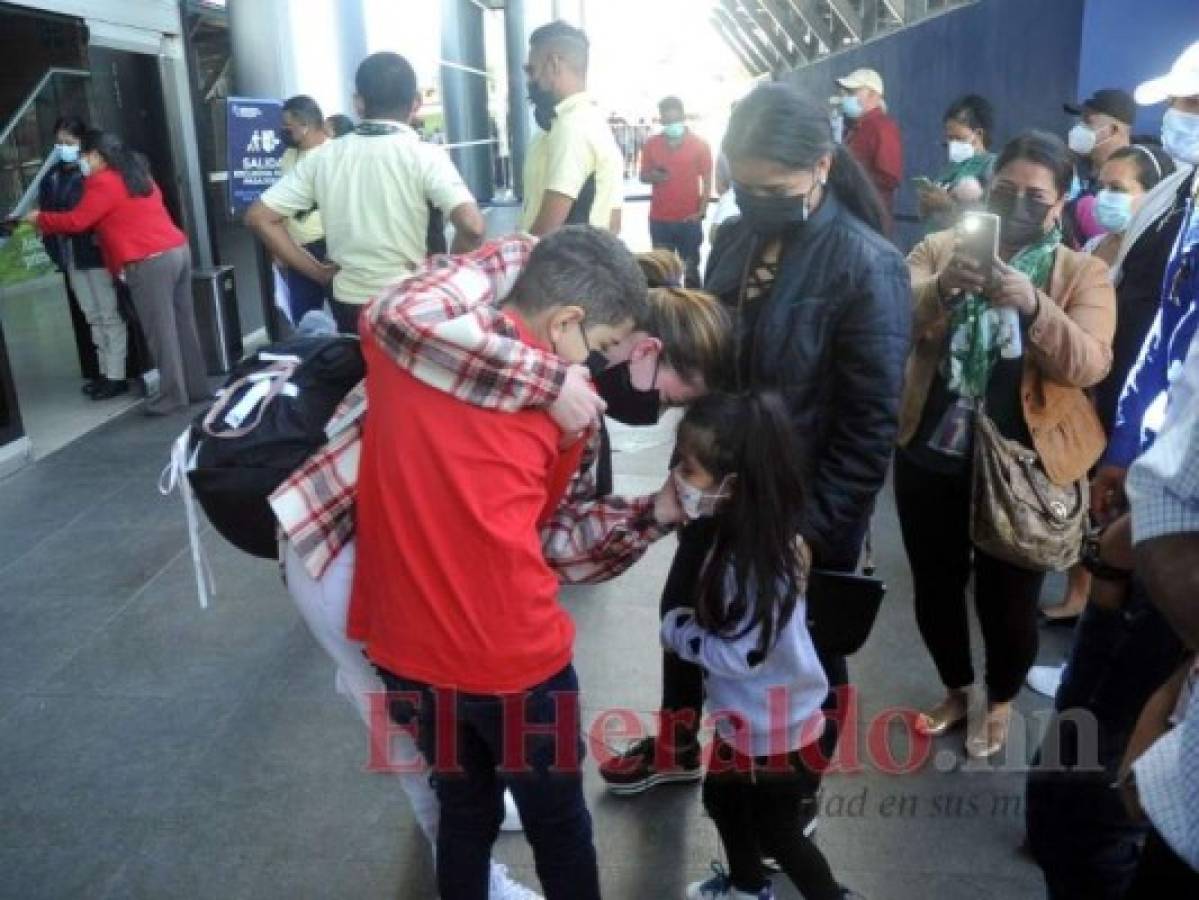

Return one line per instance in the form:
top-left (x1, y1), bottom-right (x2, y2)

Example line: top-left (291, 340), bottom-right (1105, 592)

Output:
top-left (599, 83), bottom-right (912, 795)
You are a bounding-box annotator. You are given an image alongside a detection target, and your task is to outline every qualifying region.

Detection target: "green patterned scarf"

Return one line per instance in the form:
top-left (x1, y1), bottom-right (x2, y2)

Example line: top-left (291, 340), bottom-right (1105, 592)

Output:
top-left (935, 151), bottom-right (995, 188)
top-left (942, 225), bottom-right (1061, 399)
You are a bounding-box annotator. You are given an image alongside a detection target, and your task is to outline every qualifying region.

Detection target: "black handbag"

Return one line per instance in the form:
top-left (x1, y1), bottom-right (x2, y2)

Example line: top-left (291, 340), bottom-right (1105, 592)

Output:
top-left (804, 532), bottom-right (886, 656)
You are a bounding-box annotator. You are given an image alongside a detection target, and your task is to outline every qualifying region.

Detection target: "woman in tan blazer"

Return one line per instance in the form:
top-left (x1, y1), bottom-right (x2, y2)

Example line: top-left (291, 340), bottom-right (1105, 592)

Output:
top-left (895, 131), bottom-right (1116, 758)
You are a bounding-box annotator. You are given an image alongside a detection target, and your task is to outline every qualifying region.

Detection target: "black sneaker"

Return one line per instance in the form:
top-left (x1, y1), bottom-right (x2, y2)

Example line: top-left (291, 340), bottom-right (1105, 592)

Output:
top-left (798, 793), bottom-right (819, 838)
top-left (81, 378), bottom-right (104, 396)
top-left (599, 735), bottom-right (703, 796)
top-left (90, 378), bottom-right (130, 400)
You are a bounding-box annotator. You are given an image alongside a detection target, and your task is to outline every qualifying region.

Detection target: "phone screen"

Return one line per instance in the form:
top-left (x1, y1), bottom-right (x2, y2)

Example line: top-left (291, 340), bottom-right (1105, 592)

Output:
top-left (958, 212), bottom-right (1000, 282)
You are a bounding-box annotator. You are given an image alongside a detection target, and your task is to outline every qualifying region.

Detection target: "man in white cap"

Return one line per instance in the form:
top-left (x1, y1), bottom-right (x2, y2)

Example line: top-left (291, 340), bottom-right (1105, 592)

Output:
top-left (837, 67), bottom-right (903, 231)
top-left (1025, 41), bottom-right (1199, 900)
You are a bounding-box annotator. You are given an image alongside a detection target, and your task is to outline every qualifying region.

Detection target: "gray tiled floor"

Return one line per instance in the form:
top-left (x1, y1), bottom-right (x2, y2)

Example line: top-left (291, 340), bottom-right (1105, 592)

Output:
top-left (0, 398), bottom-right (1076, 900)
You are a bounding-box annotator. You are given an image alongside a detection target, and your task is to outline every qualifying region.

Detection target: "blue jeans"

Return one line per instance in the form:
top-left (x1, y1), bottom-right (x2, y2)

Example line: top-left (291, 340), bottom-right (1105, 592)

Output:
top-left (1025, 584), bottom-right (1187, 899)
top-left (379, 664), bottom-right (600, 900)
top-left (284, 239), bottom-right (330, 324)
top-left (649, 219), bottom-right (703, 287)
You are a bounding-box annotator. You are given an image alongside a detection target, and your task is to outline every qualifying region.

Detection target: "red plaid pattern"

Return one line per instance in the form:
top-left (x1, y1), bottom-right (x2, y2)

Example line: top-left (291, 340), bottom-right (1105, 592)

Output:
top-left (270, 236), bottom-right (674, 581)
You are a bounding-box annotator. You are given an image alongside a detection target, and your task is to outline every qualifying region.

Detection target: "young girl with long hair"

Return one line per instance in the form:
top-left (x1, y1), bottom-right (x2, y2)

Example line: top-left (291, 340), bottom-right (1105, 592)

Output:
top-left (660, 391), bottom-right (858, 900)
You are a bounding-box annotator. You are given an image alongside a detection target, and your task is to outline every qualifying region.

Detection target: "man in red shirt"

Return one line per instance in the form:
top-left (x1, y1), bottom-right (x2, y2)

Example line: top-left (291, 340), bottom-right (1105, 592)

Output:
top-left (351, 226), bottom-right (648, 900)
top-left (640, 96), bottom-right (713, 287)
top-left (838, 68), bottom-right (903, 233)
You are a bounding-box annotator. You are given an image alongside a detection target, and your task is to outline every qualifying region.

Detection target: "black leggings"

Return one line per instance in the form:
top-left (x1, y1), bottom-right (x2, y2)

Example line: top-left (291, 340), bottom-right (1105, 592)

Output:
top-left (659, 520), bottom-right (849, 761)
top-left (703, 738), bottom-right (842, 899)
top-left (893, 453), bottom-right (1044, 703)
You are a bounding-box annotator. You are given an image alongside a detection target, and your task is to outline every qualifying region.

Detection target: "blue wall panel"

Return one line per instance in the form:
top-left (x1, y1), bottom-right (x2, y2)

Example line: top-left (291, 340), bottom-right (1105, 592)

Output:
top-left (780, 0), bottom-right (1087, 249)
top-left (1077, 0), bottom-right (1199, 138)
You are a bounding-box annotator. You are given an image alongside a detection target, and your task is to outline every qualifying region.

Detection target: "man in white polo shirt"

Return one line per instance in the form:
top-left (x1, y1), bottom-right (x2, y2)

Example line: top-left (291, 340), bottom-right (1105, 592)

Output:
top-left (248, 52), bottom-right (486, 333)
top-left (521, 21), bottom-right (624, 236)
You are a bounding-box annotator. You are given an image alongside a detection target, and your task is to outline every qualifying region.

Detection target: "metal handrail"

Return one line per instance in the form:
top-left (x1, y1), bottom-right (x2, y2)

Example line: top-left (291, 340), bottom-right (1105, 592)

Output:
top-left (0, 67), bottom-right (91, 148)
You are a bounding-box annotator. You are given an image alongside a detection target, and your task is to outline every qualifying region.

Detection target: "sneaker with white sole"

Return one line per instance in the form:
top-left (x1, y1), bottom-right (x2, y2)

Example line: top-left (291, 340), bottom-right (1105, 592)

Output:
top-left (488, 862), bottom-right (542, 900)
top-left (686, 862), bottom-right (773, 900)
top-left (600, 735), bottom-right (703, 796)
top-left (500, 789), bottom-right (523, 832)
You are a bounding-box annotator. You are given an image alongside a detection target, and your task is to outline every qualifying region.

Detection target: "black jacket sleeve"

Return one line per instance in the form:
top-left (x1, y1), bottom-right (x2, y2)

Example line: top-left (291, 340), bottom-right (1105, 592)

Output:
top-left (801, 249), bottom-right (912, 569)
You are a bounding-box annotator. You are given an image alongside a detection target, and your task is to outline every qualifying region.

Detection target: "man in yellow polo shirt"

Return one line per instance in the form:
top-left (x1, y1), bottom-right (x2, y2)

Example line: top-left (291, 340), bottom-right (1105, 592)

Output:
top-left (521, 21), bottom-right (624, 236)
top-left (276, 94), bottom-right (330, 323)
top-left (248, 53), bottom-right (486, 333)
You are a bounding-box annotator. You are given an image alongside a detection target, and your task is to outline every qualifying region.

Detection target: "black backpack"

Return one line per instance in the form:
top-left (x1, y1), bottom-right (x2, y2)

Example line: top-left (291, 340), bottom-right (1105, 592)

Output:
top-left (183, 335), bottom-right (364, 559)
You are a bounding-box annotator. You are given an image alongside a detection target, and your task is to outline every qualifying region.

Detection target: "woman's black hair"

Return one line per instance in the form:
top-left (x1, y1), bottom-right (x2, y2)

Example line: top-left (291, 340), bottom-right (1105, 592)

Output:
top-left (1106, 143), bottom-right (1176, 192)
top-left (677, 391), bottom-right (808, 658)
top-left (52, 116), bottom-right (87, 140)
top-left (993, 130), bottom-right (1075, 198)
top-left (326, 114), bottom-right (355, 138)
top-left (943, 94), bottom-right (994, 147)
top-left (81, 129), bottom-right (153, 198)
top-left (722, 82), bottom-right (886, 234)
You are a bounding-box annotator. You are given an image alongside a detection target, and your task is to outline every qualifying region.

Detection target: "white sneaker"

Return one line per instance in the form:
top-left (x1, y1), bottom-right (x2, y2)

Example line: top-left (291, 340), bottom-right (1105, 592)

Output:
top-left (489, 861), bottom-right (542, 900)
top-left (1026, 664), bottom-right (1066, 699)
top-left (500, 789), bottom-right (523, 832)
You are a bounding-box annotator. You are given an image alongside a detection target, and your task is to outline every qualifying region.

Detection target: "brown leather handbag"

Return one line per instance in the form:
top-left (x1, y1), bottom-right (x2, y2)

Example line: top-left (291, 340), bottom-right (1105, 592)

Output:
top-left (970, 410), bottom-right (1086, 572)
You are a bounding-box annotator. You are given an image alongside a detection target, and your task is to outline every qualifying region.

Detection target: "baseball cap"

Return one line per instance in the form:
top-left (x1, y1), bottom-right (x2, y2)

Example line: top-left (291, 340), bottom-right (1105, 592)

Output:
top-left (837, 68), bottom-right (884, 96)
top-left (1134, 41), bottom-right (1199, 105)
top-left (1063, 89), bottom-right (1136, 125)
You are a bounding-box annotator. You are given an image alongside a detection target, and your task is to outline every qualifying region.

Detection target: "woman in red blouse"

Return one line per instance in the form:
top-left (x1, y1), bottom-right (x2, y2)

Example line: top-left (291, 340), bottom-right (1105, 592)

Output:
top-left (29, 130), bottom-right (209, 415)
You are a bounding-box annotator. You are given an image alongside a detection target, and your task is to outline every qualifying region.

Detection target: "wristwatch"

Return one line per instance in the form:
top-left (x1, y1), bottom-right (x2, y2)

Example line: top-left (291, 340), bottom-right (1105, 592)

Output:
top-left (1079, 530), bottom-right (1133, 582)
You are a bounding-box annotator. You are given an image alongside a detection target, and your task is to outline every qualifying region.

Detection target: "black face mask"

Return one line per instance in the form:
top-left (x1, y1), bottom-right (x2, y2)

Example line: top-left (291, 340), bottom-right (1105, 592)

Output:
top-left (527, 81), bottom-right (558, 131)
top-left (588, 355), bottom-right (662, 426)
top-left (279, 130), bottom-right (298, 150)
top-left (989, 191), bottom-right (1052, 249)
top-left (734, 184), bottom-right (811, 237)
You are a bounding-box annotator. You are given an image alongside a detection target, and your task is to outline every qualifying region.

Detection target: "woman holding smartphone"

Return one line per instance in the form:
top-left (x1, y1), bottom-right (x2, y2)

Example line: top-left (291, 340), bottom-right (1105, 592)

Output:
top-left (896, 131), bottom-right (1116, 758)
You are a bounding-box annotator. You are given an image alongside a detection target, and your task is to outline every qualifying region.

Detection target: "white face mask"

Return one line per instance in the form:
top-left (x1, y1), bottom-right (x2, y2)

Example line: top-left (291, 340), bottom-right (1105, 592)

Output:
top-left (56, 143), bottom-right (79, 164)
top-left (947, 140), bottom-right (975, 164)
top-left (672, 470), bottom-right (732, 521)
top-left (1162, 107), bottom-right (1199, 166)
top-left (1068, 123), bottom-right (1098, 156)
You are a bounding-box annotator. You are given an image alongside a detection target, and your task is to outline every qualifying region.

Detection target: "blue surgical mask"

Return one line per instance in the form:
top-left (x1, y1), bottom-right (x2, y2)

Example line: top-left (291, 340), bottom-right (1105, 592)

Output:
top-left (663, 123), bottom-right (686, 141)
top-left (56, 144), bottom-right (79, 164)
top-left (841, 95), bottom-right (863, 119)
top-left (1095, 189), bottom-right (1134, 233)
top-left (1162, 107), bottom-right (1199, 166)
top-left (78, 156), bottom-right (92, 177)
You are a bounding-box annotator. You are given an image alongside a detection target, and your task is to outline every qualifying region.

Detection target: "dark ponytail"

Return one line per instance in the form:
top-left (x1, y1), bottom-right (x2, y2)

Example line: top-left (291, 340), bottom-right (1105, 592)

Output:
top-left (829, 143), bottom-right (886, 235)
top-left (722, 82), bottom-right (886, 235)
top-left (81, 129), bottom-right (153, 197)
top-left (678, 390), bottom-right (809, 657)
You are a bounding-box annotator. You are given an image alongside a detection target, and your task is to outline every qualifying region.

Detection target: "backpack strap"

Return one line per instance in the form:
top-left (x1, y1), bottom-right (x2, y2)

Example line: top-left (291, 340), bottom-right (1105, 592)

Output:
top-left (159, 428), bottom-right (216, 609)
top-left (202, 359), bottom-right (299, 439)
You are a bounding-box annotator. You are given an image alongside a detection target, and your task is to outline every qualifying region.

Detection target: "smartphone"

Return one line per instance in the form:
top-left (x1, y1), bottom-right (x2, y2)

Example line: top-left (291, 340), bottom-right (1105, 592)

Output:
top-left (957, 211), bottom-right (1000, 282)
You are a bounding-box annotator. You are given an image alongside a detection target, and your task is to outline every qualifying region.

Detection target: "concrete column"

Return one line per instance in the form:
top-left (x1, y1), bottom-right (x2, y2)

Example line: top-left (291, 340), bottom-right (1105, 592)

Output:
top-left (228, 0), bottom-right (367, 117)
top-left (440, 0), bottom-right (494, 203)
top-left (505, 0), bottom-right (530, 199)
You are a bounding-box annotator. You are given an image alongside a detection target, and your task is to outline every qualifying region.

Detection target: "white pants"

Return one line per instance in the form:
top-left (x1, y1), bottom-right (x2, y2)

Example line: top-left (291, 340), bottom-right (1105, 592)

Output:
top-left (282, 539), bottom-right (441, 842)
top-left (67, 258), bottom-right (127, 381)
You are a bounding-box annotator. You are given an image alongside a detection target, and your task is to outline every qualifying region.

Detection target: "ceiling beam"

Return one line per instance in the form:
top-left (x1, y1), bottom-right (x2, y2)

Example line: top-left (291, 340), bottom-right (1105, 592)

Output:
top-left (825, 0), bottom-right (864, 40)
top-left (711, 8), bottom-right (772, 75)
top-left (708, 13), bottom-right (764, 75)
top-left (785, 0), bottom-right (837, 53)
top-left (860, 0), bottom-right (880, 39)
top-left (718, 0), bottom-right (784, 74)
top-left (733, 0), bottom-right (796, 68)
top-left (760, 0), bottom-right (810, 64)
